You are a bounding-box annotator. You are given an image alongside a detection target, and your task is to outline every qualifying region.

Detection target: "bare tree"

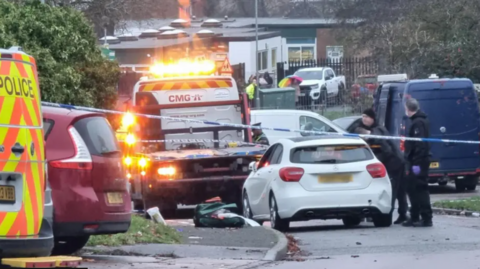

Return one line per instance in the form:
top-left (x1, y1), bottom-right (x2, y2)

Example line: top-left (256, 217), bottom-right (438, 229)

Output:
top-left (45, 0), bottom-right (178, 36)
top-left (325, 0), bottom-right (480, 79)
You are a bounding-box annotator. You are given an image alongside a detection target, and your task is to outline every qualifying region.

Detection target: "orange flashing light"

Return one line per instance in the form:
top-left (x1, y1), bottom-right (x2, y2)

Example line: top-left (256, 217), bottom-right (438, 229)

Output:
top-left (158, 166), bottom-right (176, 176)
top-left (150, 59), bottom-right (216, 77)
top-left (126, 134), bottom-right (136, 145)
top-left (122, 112), bottom-right (135, 128)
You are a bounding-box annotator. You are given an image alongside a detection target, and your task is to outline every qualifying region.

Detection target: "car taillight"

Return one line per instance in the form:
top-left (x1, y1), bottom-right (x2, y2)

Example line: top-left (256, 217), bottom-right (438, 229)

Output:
top-left (367, 163), bottom-right (386, 178)
top-left (50, 126), bottom-right (92, 170)
top-left (279, 167), bottom-right (304, 182)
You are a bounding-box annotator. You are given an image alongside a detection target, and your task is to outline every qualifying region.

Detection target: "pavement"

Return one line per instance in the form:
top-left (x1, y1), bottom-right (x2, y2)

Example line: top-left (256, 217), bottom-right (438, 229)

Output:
top-left (80, 183), bottom-right (480, 269)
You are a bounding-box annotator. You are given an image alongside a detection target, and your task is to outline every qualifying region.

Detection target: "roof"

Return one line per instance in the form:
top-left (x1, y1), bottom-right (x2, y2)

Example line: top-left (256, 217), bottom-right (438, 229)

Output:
top-left (296, 67), bottom-right (325, 72)
top-left (117, 18), bottom-right (360, 36)
top-left (107, 36), bottom-right (194, 50)
top-left (42, 106), bottom-right (102, 119)
top-left (108, 27), bottom-right (280, 50)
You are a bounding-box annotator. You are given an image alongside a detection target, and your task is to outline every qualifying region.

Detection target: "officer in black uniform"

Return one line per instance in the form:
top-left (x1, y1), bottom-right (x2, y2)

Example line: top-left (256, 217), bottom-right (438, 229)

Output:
top-left (402, 98), bottom-right (433, 227)
top-left (252, 122), bottom-right (269, 146)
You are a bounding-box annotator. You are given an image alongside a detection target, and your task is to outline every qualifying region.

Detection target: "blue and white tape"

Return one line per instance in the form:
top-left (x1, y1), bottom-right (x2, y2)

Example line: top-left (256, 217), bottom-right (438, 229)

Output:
top-left (41, 101), bottom-right (480, 145)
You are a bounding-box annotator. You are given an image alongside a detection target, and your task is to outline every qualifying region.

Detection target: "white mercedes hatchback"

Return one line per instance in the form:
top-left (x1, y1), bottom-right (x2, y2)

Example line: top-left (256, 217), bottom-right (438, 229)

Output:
top-left (242, 136), bottom-right (393, 231)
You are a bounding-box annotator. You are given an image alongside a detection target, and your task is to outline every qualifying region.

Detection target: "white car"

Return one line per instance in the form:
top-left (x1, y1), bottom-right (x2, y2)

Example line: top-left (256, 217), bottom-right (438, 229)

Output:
top-left (242, 136), bottom-right (393, 231)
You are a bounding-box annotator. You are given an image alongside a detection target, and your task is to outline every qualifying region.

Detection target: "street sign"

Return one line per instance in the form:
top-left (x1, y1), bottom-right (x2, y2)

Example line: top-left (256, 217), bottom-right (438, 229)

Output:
top-left (101, 47), bottom-right (115, 61)
top-left (220, 57), bottom-right (233, 76)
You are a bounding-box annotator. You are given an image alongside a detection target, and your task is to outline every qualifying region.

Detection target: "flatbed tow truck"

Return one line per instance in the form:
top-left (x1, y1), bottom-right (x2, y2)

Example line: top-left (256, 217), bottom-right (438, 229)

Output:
top-left (119, 59), bottom-right (267, 216)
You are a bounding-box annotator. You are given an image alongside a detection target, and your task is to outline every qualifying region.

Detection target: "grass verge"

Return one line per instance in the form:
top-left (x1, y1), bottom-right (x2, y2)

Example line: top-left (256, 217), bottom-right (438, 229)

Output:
top-left (432, 197), bottom-right (480, 212)
top-left (86, 214), bottom-right (182, 247)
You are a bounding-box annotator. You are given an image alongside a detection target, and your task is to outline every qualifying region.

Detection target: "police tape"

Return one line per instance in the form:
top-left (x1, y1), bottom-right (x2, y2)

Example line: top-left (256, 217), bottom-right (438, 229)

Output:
top-left (41, 101), bottom-right (480, 145)
top-left (119, 138), bottom-right (264, 147)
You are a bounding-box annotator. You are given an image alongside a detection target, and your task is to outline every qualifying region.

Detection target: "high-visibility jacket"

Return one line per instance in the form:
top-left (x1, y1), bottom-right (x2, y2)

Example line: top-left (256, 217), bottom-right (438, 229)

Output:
top-left (246, 83), bottom-right (256, 100)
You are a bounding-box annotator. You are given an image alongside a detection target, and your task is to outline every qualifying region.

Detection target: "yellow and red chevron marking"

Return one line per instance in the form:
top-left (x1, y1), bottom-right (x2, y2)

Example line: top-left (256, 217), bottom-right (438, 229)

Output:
top-left (0, 55), bottom-right (44, 237)
top-left (0, 56), bottom-right (42, 128)
top-left (139, 78), bottom-right (233, 92)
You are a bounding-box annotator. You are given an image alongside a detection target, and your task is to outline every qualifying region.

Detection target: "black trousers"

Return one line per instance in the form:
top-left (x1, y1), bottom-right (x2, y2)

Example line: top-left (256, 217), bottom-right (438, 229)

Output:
top-left (406, 169), bottom-right (433, 221)
top-left (390, 166), bottom-right (408, 216)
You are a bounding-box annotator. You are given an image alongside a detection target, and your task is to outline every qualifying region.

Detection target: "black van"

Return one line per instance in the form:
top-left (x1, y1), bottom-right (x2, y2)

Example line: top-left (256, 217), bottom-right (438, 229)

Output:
top-left (373, 78), bottom-right (480, 191)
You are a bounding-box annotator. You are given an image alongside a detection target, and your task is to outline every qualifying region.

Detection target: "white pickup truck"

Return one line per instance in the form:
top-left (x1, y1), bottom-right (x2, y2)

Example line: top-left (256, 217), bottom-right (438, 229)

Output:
top-left (294, 67), bottom-right (346, 105)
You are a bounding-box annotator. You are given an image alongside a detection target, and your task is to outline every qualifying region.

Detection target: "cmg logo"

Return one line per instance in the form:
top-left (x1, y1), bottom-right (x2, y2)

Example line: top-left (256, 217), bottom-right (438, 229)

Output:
top-left (168, 94), bottom-right (203, 103)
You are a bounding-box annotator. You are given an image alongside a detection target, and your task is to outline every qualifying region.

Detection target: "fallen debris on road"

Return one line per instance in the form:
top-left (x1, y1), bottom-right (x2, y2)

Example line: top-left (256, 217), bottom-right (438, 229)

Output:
top-left (285, 234), bottom-right (305, 262)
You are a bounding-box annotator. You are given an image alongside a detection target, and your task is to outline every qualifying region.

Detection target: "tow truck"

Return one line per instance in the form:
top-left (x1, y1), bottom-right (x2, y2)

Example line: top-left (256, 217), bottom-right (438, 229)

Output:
top-left (121, 59), bottom-right (267, 216)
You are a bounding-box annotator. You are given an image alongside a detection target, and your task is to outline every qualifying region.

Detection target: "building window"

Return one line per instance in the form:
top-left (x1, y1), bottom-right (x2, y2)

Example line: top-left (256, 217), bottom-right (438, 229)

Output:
top-left (257, 50), bottom-right (268, 71)
top-left (271, 48), bottom-right (277, 69)
top-left (288, 46), bottom-right (315, 61)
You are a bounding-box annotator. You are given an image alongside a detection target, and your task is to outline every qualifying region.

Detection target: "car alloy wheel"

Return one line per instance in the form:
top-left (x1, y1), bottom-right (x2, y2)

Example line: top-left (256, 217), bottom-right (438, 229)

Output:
top-left (270, 196), bottom-right (276, 226)
top-left (243, 194), bottom-right (251, 218)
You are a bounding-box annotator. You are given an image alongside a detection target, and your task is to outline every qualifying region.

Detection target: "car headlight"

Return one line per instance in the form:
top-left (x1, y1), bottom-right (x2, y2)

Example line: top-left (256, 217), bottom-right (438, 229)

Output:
top-left (310, 85), bottom-right (320, 90)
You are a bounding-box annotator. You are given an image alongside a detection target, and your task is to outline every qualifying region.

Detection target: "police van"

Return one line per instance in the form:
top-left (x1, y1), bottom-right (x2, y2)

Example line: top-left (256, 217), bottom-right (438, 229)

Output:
top-left (0, 46), bottom-right (81, 266)
top-left (374, 78), bottom-right (480, 191)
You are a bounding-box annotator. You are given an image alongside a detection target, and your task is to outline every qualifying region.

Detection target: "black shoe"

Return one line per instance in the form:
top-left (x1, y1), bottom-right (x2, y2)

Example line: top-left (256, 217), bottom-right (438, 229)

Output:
top-left (402, 219), bottom-right (420, 227)
top-left (394, 215), bottom-right (408, 225)
top-left (413, 220), bottom-right (433, 227)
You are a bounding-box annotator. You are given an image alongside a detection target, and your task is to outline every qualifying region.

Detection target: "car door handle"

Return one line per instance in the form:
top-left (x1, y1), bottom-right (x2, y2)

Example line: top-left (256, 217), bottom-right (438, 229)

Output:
top-left (11, 143), bottom-right (25, 154)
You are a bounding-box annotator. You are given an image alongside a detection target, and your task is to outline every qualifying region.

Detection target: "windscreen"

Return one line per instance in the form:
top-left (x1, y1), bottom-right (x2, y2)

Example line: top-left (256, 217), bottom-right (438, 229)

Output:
top-left (291, 144), bottom-right (374, 164)
top-left (294, 70), bottom-right (323, 80)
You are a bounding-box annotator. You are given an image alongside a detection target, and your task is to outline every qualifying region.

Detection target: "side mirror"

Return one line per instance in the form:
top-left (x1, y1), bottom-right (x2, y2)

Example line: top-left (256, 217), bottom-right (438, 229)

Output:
top-left (249, 161), bottom-right (258, 172)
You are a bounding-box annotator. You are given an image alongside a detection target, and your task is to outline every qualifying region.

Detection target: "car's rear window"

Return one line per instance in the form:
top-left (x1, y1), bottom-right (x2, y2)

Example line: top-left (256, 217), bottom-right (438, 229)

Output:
top-left (73, 116), bottom-right (120, 156)
top-left (290, 144), bottom-right (374, 164)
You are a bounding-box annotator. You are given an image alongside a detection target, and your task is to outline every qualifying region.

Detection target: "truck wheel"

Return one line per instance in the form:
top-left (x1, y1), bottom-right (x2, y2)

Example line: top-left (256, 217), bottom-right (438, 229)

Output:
top-left (465, 176), bottom-right (479, 191)
top-left (52, 235), bottom-right (90, 255)
top-left (467, 184), bottom-right (477, 191)
top-left (455, 180), bottom-right (466, 192)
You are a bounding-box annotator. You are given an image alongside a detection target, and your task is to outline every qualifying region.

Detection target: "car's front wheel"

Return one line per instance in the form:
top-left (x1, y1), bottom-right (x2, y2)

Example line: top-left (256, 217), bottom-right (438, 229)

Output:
top-left (372, 213), bottom-right (392, 227)
top-left (243, 192), bottom-right (263, 226)
top-left (269, 194), bottom-right (289, 232)
top-left (52, 235), bottom-right (90, 255)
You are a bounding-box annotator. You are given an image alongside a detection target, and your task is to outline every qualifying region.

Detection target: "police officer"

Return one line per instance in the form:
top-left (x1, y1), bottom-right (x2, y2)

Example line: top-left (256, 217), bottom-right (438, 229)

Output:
top-left (403, 98), bottom-right (433, 227)
top-left (252, 122), bottom-right (269, 146)
top-left (354, 123), bottom-right (408, 224)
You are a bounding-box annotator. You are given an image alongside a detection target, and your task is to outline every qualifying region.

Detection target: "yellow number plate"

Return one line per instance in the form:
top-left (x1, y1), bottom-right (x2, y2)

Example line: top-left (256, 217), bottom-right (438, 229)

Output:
top-left (106, 193), bottom-right (123, 204)
top-left (0, 186), bottom-right (15, 202)
top-left (318, 174), bottom-right (353, 183)
top-left (430, 162), bottom-right (439, 169)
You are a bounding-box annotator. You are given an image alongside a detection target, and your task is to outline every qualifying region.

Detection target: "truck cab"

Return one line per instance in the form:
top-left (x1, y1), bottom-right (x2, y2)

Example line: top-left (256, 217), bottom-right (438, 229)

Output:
top-left (132, 75), bottom-right (251, 150)
top-left (374, 79), bottom-right (480, 191)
